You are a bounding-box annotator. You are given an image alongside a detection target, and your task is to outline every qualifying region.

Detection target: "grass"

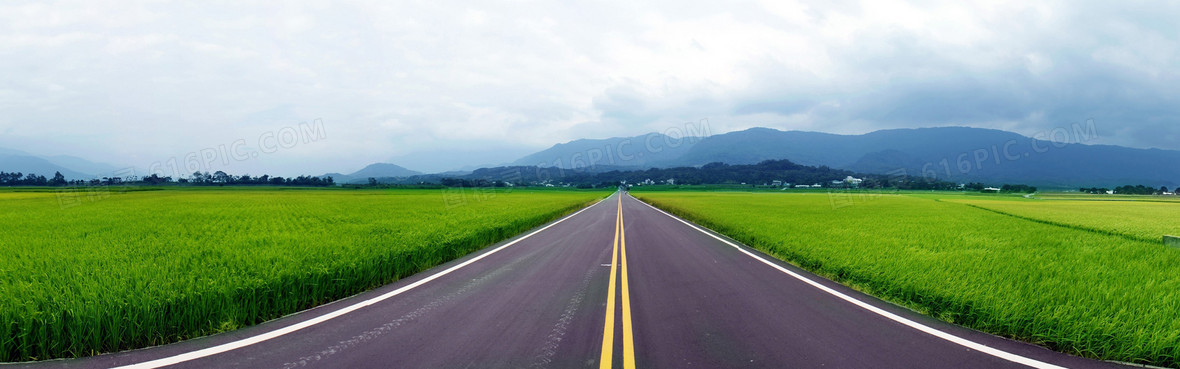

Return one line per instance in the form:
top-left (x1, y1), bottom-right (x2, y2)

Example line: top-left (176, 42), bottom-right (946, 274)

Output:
top-left (0, 187), bottom-right (605, 362)
top-left (945, 199), bottom-right (1180, 243)
top-left (634, 191), bottom-right (1180, 367)
top-left (1035, 192), bottom-right (1180, 202)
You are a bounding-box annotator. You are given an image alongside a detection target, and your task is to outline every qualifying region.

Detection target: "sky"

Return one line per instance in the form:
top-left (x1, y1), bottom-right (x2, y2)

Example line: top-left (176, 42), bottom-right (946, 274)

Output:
top-left (0, 1), bottom-right (1177, 175)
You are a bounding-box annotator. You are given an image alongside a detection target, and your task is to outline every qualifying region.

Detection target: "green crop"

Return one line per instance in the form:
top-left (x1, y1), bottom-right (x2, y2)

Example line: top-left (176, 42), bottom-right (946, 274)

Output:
top-left (635, 191), bottom-right (1180, 367)
top-left (947, 199), bottom-right (1180, 243)
top-left (0, 188), bottom-right (604, 362)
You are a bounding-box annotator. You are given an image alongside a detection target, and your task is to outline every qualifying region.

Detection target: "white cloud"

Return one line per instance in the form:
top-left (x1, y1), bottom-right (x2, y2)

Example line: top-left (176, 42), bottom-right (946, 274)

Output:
top-left (0, 0), bottom-right (1176, 174)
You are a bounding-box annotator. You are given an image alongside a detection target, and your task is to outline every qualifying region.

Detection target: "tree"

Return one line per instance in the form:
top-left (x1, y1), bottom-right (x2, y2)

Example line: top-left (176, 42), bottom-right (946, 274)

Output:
top-left (50, 171), bottom-right (67, 186)
top-left (24, 173), bottom-right (47, 186)
top-left (1161, 186), bottom-right (1169, 194)
top-left (142, 174), bottom-right (172, 185)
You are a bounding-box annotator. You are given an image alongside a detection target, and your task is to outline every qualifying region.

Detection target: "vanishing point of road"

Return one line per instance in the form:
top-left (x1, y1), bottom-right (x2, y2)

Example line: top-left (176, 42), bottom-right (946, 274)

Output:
top-left (12, 193), bottom-right (1135, 369)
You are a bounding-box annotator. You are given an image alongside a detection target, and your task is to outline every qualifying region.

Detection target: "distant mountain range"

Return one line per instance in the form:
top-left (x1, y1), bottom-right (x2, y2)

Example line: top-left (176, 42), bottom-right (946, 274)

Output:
top-left (322, 163), bottom-right (423, 184)
top-left (494, 126), bottom-right (1180, 188)
top-left (0, 148), bottom-right (125, 180)
top-left (510, 132), bottom-right (702, 169)
top-left (647, 127), bottom-right (1179, 188)
top-left (6, 126), bottom-right (1178, 188)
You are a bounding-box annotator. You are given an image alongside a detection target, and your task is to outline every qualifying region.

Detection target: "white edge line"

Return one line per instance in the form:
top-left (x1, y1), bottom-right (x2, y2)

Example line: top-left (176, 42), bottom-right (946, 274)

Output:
top-left (629, 195), bottom-right (1067, 369)
top-left (114, 196), bottom-right (611, 369)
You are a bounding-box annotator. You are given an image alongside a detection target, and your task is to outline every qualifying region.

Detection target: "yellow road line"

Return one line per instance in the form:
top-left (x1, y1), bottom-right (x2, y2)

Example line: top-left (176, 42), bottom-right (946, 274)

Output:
top-left (599, 196), bottom-right (621, 369)
top-left (619, 196), bottom-right (636, 369)
top-left (600, 195), bottom-right (637, 369)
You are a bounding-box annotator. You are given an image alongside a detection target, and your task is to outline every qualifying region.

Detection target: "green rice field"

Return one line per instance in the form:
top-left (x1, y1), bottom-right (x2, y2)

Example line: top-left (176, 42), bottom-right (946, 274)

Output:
top-left (633, 191), bottom-right (1180, 367)
top-left (0, 188), bottom-right (604, 362)
top-left (947, 198), bottom-right (1180, 243)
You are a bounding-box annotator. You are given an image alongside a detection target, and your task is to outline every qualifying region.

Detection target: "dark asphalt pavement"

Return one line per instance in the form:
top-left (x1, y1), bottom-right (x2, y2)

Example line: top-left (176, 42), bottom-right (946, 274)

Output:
top-left (8, 193), bottom-right (1135, 369)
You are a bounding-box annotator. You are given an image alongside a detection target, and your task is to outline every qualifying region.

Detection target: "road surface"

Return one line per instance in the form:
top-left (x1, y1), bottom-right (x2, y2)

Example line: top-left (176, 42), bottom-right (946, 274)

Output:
top-left (11, 193), bottom-right (1134, 369)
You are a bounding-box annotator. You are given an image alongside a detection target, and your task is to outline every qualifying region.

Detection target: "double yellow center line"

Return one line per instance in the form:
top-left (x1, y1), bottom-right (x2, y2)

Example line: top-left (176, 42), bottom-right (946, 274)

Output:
top-left (600, 195), bottom-right (636, 369)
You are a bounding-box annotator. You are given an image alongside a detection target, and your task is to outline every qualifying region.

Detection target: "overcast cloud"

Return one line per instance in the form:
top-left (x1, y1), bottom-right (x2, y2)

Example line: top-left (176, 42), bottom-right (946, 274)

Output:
top-left (0, 1), bottom-right (1177, 175)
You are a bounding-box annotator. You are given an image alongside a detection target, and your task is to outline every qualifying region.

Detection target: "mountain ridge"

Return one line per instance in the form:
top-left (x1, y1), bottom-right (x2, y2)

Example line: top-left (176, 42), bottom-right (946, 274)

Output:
top-left (322, 163), bottom-right (423, 184)
top-left (509, 126), bottom-right (1180, 188)
top-left (0, 146), bottom-right (133, 180)
top-left (511, 132), bottom-right (704, 169)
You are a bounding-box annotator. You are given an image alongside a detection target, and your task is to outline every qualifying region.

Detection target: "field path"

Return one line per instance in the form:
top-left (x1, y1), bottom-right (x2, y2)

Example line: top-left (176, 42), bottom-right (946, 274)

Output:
top-left (13, 193), bottom-right (1133, 369)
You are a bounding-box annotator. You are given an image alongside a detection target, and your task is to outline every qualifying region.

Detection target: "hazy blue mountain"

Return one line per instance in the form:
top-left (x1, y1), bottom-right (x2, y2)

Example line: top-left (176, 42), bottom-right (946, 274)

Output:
top-left (323, 163), bottom-right (423, 183)
top-left (661, 128), bottom-right (861, 168)
top-left (349, 163), bottom-right (422, 178)
top-left (0, 146), bottom-right (135, 180)
top-left (43, 155), bottom-right (122, 176)
top-left (0, 147), bottom-right (30, 156)
top-left (660, 126), bottom-right (1180, 188)
top-left (511, 133), bottom-right (703, 169)
top-left (0, 155), bottom-right (92, 180)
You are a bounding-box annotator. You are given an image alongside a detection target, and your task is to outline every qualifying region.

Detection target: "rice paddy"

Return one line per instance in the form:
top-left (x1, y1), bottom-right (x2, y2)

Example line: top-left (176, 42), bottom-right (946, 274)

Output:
top-left (0, 187), bottom-right (604, 362)
top-left (947, 198), bottom-right (1180, 243)
top-left (633, 191), bottom-right (1180, 367)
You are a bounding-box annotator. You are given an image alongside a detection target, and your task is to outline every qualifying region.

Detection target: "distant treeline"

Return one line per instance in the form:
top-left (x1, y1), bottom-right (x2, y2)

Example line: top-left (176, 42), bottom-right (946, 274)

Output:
top-left (143, 171), bottom-right (335, 186)
top-left (1080, 185), bottom-right (1171, 195)
top-left (0, 171), bottom-right (70, 186)
top-left (416, 160), bottom-right (1054, 193)
top-left (432, 160), bottom-right (973, 190)
top-left (0, 171), bottom-right (334, 187)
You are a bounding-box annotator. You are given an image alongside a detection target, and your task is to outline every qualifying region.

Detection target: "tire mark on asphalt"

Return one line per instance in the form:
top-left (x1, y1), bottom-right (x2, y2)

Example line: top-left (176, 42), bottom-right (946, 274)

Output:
top-left (530, 265), bottom-right (599, 368)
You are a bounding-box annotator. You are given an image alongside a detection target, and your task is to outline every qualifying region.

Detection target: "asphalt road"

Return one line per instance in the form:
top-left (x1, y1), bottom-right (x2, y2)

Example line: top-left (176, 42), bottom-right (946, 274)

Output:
top-left (10, 193), bottom-right (1135, 369)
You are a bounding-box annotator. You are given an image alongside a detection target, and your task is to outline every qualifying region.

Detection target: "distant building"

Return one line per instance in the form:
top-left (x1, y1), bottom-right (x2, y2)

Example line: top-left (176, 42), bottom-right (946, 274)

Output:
top-left (982, 187), bottom-right (1001, 193)
top-left (771, 180), bottom-right (783, 186)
